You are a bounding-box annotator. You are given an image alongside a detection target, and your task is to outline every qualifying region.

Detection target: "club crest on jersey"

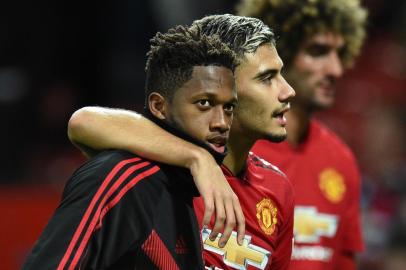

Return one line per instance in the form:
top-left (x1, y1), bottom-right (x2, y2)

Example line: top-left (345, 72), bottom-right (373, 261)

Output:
top-left (319, 168), bottom-right (346, 203)
top-left (256, 198), bottom-right (277, 236)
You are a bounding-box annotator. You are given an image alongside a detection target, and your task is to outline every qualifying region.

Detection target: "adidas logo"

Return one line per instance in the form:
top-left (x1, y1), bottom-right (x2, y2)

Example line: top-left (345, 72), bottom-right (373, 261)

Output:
top-left (175, 235), bottom-right (189, 254)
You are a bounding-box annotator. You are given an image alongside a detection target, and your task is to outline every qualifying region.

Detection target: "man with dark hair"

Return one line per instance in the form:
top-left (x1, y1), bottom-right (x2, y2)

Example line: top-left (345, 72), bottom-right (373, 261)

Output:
top-left (237, 0), bottom-right (367, 269)
top-left (68, 14), bottom-right (296, 270)
top-left (23, 25), bottom-right (238, 270)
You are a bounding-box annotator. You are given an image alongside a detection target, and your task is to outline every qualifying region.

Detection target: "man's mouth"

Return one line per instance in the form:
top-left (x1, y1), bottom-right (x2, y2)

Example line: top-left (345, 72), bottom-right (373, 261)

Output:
top-left (318, 80), bottom-right (336, 96)
top-left (272, 105), bottom-right (290, 126)
top-left (207, 136), bottom-right (227, 153)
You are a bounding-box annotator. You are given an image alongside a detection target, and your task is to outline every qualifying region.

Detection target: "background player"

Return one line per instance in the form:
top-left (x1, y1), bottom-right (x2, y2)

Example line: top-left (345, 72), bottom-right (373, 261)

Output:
top-left (237, 0), bottom-right (367, 269)
top-left (68, 14), bottom-right (296, 269)
top-left (23, 25), bottom-right (238, 270)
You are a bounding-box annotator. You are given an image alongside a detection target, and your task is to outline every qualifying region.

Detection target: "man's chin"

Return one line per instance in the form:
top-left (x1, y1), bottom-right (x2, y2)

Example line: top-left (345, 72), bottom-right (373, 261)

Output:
top-left (265, 133), bottom-right (287, 143)
top-left (313, 96), bottom-right (335, 109)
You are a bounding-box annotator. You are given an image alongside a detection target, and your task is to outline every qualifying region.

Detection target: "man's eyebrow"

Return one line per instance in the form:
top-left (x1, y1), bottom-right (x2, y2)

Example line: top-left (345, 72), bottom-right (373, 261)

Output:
top-left (307, 43), bottom-right (330, 49)
top-left (308, 42), bottom-right (344, 50)
top-left (192, 92), bottom-right (220, 98)
top-left (228, 96), bottom-right (238, 105)
top-left (253, 69), bottom-right (278, 80)
top-left (193, 92), bottom-right (238, 104)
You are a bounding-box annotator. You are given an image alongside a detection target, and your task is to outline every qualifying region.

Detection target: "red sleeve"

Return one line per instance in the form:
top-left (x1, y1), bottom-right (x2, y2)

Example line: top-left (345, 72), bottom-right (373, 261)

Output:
top-left (271, 183), bottom-right (294, 270)
top-left (336, 251), bottom-right (357, 270)
top-left (341, 158), bottom-right (364, 254)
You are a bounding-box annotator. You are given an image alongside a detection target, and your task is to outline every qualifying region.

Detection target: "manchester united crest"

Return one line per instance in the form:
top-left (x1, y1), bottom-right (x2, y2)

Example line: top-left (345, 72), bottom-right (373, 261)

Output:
top-left (319, 168), bottom-right (346, 203)
top-left (256, 198), bottom-right (277, 236)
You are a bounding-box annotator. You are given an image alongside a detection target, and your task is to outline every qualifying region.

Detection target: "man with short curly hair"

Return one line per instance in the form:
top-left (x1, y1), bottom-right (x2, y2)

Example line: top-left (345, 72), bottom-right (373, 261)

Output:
top-left (237, 0), bottom-right (366, 68)
top-left (23, 25), bottom-right (238, 270)
top-left (238, 0), bottom-right (367, 269)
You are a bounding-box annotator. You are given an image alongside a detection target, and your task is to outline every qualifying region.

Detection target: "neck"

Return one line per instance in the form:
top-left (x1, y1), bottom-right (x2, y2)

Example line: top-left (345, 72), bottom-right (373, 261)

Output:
top-left (223, 129), bottom-right (255, 175)
top-left (286, 104), bottom-right (312, 147)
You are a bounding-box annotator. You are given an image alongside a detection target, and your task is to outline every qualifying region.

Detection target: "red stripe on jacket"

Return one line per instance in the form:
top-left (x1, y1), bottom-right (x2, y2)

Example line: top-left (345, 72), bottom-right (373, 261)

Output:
top-left (142, 229), bottom-right (180, 270)
top-left (57, 157), bottom-right (157, 270)
top-left (70, 165), bottom-right (160, 269)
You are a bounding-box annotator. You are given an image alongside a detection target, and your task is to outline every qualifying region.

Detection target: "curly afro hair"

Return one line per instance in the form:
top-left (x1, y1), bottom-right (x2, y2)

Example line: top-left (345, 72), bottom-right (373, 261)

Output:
top-left (237, 0), bottom-right (367, 68)
top-left (145, 25), bottom-right (238, 101)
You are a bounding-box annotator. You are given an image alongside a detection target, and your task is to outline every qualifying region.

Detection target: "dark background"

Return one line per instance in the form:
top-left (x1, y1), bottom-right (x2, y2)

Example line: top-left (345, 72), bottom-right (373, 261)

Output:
top-left (1, 0), bottom-right (405, 269)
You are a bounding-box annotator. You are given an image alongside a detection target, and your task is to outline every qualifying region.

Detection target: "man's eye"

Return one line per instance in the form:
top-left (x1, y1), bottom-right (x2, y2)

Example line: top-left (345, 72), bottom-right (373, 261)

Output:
top-left (224, 104), bottom-right (235, 112)
top-left (306, 45), bottom-right (330, 57)
top-left (338, 47), bottom-right (346, 61)
top-left (197, 100), bottom-right (210, 107)
top-left (261, 75), bottom-right (274, 85)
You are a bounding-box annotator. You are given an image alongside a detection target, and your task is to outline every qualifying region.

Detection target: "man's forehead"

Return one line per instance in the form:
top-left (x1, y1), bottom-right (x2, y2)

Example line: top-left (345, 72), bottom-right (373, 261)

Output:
top-left (305, 32), bottom-right (345, 48)
top-left (192, 65), bottom-right (229, 75)
top-left (180, 65), bottom-right (235, 96)
top-left (189, 65), bottom-right (233, 81)
top-left (242, 44), bottom-right (283, 70)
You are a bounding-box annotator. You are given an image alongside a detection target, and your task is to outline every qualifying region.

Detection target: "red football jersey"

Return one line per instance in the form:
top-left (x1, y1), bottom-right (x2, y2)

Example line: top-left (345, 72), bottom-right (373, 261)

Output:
top-left (194, 153), bottom-right (294, 270)
top-left (252, 120), bottom-right (363, 270)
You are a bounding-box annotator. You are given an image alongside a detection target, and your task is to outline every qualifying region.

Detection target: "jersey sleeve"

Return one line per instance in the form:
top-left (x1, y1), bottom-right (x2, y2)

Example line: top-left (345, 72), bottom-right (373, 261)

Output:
top-left (341, 156), bottom-right (364, 254)
top-left (335, 251), bottom-right (357, 270)
top-left (271, 180), bottom-right (295, 270)
top-left (22, 152), bottom-right (160, 270)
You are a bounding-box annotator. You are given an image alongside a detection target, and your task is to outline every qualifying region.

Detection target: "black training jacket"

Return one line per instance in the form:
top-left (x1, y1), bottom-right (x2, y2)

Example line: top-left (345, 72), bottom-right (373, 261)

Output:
top-left (22, 149), bottom-right (205, 270)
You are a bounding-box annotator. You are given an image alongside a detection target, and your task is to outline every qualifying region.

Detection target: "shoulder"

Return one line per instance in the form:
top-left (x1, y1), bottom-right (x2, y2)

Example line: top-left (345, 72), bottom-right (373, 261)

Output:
top-left (312, 121), bottom-right (360, 186)
top-left (247, 153), bottom-right (295, 217)
top-left (63, 150), bottom-right (162, 197)
top-left (312, 120), bottom-right (357, 163)
top-left (74, 150), bottom-right (157, 179)
top-left (247, 152), bottom-right (286, 178)
top-left (247, 152), bottom-right (294, 195)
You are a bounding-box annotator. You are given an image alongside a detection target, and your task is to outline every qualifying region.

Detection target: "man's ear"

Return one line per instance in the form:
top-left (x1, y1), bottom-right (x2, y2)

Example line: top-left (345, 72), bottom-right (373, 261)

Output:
top-left (148, 92), bottom-right (168, 120)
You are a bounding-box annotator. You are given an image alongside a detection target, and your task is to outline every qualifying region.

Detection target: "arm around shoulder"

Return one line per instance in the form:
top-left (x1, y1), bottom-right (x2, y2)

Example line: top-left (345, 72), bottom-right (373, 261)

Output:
top-left (67, 106), bottom-right (209, 168)
top-left (67, 106), bottom-right (246, 245)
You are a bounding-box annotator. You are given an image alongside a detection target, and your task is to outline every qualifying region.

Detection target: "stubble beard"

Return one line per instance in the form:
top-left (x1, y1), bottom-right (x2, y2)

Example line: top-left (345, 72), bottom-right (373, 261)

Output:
top-left (265, 132), bottom-right (287, 143)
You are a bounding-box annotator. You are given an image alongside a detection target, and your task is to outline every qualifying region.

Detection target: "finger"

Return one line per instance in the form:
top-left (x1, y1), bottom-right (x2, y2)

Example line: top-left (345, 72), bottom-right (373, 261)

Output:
top-left (218, 196), bottom-right (236, 248)
top-left (202, 194), bottom-right (215, 228)
top-left (233, 195), bottom-right (245, 245)
top-left (209, 194), bottom-right (226, 242)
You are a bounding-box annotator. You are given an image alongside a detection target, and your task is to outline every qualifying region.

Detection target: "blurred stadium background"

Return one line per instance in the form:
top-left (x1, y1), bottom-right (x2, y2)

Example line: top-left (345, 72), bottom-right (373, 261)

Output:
top-left (0, 0), bottom-right (405, 269)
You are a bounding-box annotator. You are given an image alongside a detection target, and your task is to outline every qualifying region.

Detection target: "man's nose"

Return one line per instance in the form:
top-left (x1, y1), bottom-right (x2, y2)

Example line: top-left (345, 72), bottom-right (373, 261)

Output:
top-left (326, 51), bottom-right (344, 78)
top-left (210, 107), bottom-right (230, 133)
top-left (279, 76), bottom-right (296, 102)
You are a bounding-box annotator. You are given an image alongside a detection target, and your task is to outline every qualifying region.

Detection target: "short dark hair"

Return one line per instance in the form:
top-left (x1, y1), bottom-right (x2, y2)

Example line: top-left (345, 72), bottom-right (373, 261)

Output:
top-left (145, 25), bottom-right (238, 101)
top-left (191, 14), bottom-right (275, 59)
top-left (237, 0), bottom-right (368, 68)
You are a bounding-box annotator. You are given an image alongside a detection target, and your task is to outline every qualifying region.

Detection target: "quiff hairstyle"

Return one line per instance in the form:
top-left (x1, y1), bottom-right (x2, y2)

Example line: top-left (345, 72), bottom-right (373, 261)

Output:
top-left (191, 14), bottom-right (275, 60)
top-left (237, 0), bottom-right (368, 68)
top-left (145, 25), bottom-right (238, 101)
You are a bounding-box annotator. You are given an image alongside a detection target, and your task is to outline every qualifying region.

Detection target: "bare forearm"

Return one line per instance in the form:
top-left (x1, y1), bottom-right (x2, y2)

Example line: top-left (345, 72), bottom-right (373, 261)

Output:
top-left (68, 106), bottom-right (212, 169)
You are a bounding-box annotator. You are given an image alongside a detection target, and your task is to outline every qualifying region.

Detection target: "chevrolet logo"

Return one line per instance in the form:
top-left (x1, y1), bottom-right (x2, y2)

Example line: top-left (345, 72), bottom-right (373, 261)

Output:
top-left (294, 206), bottom-right (338, 243)
top-left (202, 229), bottom-right (270, 270)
